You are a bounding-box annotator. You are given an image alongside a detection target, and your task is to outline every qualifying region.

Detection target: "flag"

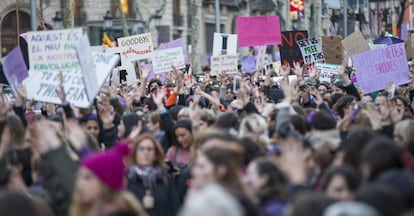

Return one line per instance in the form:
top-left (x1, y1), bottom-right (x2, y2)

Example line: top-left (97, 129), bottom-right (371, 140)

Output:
top-left (102, 33), bottom-right (113, 48)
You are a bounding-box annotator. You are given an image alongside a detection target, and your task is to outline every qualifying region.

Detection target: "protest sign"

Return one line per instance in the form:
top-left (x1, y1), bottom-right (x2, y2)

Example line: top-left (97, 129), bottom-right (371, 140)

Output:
top-left (272, 75), bottom-right (298, 85)
top-left (405, 33), bottom-right (414, 59)
top-left (117, 33), bottom-right (154, 82)
top-left (153, 47), bottom-right (186, 74)
top-left (315, 62), bottom-right (339, 83)
top-left (255, 46), bottom-right (267, 70)
top-left (322, 36), bottom-right (343, 64)
top-left (212, 33), bottom-right (238, 56)
top-left (77, 34), bottom-right (98, 102)
top-left (279, 31), bottom-right (308, 70)
top-left (236, 16), bottom-right (282, 47)
top-left (241, 55), bottom-right (256, 74)
top-left (352, 43), bottom-right (409, 94)
top-left (210, 54), bottom-right (239, 76)
top-left (2, 46), bottom-right (29, 96)
top-left (272, 61), bottom-right (281, 75)
top-left (341, 30), bottom-right (370, 56)
top-left (297, 37), bottom-right (325, 64)
top-left (401, 24), bottom-right (408, 41)
top-left (158, 38), bottom-right (188, 60)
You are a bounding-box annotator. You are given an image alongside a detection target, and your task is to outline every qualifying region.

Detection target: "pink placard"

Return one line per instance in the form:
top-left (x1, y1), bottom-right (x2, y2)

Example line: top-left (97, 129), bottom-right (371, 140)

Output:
top-left (352, 43), bottom-right (410, 94)
top-left (236, 16), bottom-right (282, 47)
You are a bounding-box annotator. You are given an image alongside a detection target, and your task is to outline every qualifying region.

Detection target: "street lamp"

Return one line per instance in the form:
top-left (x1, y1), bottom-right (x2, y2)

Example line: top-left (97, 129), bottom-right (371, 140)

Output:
top-left (103, 10), bottom-right (113, 30)
top-left (52, 11), bottom-right (63, 29)
top-left (153, 10), bottom-right (163, 27)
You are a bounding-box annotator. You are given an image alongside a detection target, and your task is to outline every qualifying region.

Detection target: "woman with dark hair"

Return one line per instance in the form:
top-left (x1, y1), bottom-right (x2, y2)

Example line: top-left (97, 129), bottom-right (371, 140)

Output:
top-left (166, 119), bottom-right (193, 173)
top-left (342, 126), bottom-right (377, 169)
top-left (247, 158), bottom-right (288, 216)
top-left (320, 165), bottom-right (360, 201)
top-left (117, 113), bottom-right (144, 140)
top-left (333, 95), bottom-right (357, 120)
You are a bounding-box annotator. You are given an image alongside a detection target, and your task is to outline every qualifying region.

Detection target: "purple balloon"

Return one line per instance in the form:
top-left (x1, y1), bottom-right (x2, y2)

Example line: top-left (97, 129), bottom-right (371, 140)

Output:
top-left (241, 56), bottom-right (257, 74)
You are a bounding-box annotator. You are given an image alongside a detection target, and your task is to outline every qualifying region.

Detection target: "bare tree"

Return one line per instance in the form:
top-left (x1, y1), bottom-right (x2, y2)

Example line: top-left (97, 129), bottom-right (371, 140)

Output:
top-left (134, 0), bottom-right (167, 32)
top-left (191, 0), bottom-right (202, 75)
top-left (397, 0), bottom-right (414, 30)
top-left (63, 0), bottom-right (74, 28)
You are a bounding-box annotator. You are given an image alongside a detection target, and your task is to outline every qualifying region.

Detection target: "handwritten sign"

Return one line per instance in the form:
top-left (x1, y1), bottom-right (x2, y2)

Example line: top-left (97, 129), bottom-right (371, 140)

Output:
top-left (2, 46), bottom-right (29, 96)
top-left (236, 16), bottom-right (282, 47)
top-left (255, 46), bottom-right (267, 70)
top-left (322, 35), bottom-right (343, 64)
top-left (210, 54), bottom-right (239, 76)
top-left (158, 38), bottom-right (188, 60)
top-left (117, 33), bottom-right (154, 82)
top-left (315, 62), bottom-right (339, 83)
top-left (297, 37), bottom-right (324, 64)
top-left (341, 30), bottom-right (370, 56)
top-left (352, 43), bottom-right (409, 94)
top-left (279, 31), bottom-right (308, 69)
top-left (153, 47), bottom-right (185, 74)
top-left (213, 33), bottom-right (238, 56)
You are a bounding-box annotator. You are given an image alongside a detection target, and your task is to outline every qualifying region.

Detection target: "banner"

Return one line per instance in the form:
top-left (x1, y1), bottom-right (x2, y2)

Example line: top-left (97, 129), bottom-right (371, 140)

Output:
top-left (315, 62), bottom-right (339, 83)
top-left (322, 35), bottom-right (343, 64)
top-left (297, 37), bottom-right (325, 64)
top-left (153, 47), bottom-right (186, 74)
top-left (279, 31), bottom-right (308, 69)
top-left (341, 30), bottom-right (370, 56)
top-left (210, 54), bottom-right (239, 76)
top-left (236, 16), bottom-right (282, 47)
top-left (353, 43), bottom-right (410, 94)
top-left (2, 47), bottom-right (29, 96)
top-left (213, 33), bottom-right (238, 56)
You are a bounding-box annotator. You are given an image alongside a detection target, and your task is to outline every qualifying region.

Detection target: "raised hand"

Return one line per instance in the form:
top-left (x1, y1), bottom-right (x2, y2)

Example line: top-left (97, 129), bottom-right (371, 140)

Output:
top-left (98, 104), bottom-right (115, 129)
top-left (280, 64), bottom-right (290, 77)
top-left (141, 64), bottom-right (151, 79)
top-left (128, 121), bottom-right (142, 140)
top-left (65, 120), bottom-right (87, 152)
top-left (293, 61), bottom-right (303, 77)
top-left (152, 87), bottom-right (167, 108)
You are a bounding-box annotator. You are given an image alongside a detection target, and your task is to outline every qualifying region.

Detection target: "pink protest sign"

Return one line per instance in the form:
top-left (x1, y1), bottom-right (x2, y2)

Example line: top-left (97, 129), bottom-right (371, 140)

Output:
top-left (352, 43), bottom-right (410, 94)
top-left (236, 16), bottom-right (282, 47)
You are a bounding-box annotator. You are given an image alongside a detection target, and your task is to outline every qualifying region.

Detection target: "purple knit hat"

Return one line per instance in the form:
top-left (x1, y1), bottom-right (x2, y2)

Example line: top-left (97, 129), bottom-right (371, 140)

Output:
top-left (81, 140), bottom-right (131, 191)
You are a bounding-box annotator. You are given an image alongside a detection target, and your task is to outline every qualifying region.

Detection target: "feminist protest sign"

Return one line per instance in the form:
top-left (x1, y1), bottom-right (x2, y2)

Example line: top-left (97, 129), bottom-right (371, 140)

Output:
top-left (322, 36), bottom-right (343, 64)
top-left (153, 47), bottom-right (186, 74)
top-left (117, 33), bottom-right (154, 82)
top-left (236, 16), bottom-right (282, 47)
top-left (279, 31), bottom-right (308, 70)
top-left (353, 43), bottom-right (410, 94)
top-left (2, 47), bottom-right (29, 96)
top-left (297, 37), bottom-right (325, 64)
top-left (315, 62), bottom-right (339, 83)
top-left (210, 54), bottom-right (239, 76)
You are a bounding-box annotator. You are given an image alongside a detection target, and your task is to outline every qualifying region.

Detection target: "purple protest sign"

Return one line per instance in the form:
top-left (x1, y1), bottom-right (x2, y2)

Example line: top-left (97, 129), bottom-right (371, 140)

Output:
top-left (241, 55), bottom-right (256, 74)
top-left (353, 43), bottom-right (409, 94)
top-left (401, 24), bottom-right (408, 41)
top-left (2, 46), bottom-right (29, 96)
top-left (158, 38), bottom-right (187, 59)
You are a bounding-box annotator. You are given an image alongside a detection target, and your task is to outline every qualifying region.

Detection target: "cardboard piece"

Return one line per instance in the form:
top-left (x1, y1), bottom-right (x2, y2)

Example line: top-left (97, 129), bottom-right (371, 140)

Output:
top-left (297, 37), bottom-right (325, 64)
top-left (153, 47), bottom-right (186, 74)
top-left (341, 30), bottom-right (370, 56)
top-left (236, 16), bottom-right (282, 47)
top-left (279, 30), bottom-right (308, 70)
top-left (213, 33), bottom-right (238, 56)
top-left (322, 35), bottom-right (343, 64)
top-left (210, 54), bottom-right (239, 76)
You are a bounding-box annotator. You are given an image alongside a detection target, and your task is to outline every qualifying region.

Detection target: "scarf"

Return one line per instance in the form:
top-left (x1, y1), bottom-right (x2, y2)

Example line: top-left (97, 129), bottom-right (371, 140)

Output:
top-left (128, 165), bottom-right (164, 188)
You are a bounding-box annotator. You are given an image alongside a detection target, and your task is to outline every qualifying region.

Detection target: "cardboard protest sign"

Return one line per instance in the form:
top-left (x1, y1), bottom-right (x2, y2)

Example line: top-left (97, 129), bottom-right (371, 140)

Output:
top-left (255, 46), bottom-right (267, 70)
top-left (352, 43), bottom-right (410, 94)
top-left (213, 33), bottom-right (238, 56)
top-left (210, 54), bottom-right (239, 76)
top-left (341, 30), bottom-right (370, 56)
top-left (236, 16), bottom-right (282, 47)
top-left (279, 31), bottom-right (308, 69)
top-left (297, 37), bottom-right (325, 64)
top-left (322, 36), bottom-right (343, 64)
top-left (315, 62), bottom-right (339, 83)
top-left (153, 47), bottom-right (186, 74)
top-left (117, 33), bottom-right (154, 82)
top-left (2, 46), bottom-right (29, 96)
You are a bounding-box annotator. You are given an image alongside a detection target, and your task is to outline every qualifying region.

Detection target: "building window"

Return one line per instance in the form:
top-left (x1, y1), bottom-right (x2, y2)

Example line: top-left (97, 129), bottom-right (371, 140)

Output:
top-left (205, 23), bottom-right (224, 53)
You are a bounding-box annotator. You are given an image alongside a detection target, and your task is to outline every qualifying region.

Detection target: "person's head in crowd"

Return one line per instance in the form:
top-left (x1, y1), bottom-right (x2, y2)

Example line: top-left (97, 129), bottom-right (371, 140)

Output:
top-left (323, 201), bottom-right (380, 216)
top-left (198, 109), bottom-right (216, 131)
top-left (117, 113), bottom-right (143, 139)
top-left (173, 119), bottom-right (193, 150)
top-left (290, 192), bottom-right (335, 216)
top-left (133, 107), bottom-right (145, 116)
top-left (0, 190), bottom-right (54, 216)
top-left (129, 133), bottom-right (166, 168)
top-left (374, 92), bottom-right (391, 122)
top-left (3, 113), bottom-right (25, 146)
top-left (360, 136), bottom-right (403, 182)
top-left (330, 93), bottom-right (345, 108)
top-left (246, 157), bottom-right (288, 203)
top-left (290, 114), bottom-right (308, 135)
top-left (308, 110), bottom-right (336, 131)
top-left (71, 142), bottom-right (146, 216)
top-left (169, 105), bottom-right (185, 121)
top-left (179, 184), bottom-right (244, 216)
top-left (214, 112), bottom-right (239, 135)
top-left (147, 111), bottom-right (162, 133)
top-left (393, 119), bottom-right (414, 150)
top-left (79, 113), bottom-right (100, 140)
top-left (148, 79), bottom-right (162, 94)
top-left (332, 81), bottom-right (347, 95)
top-left (312, 141), bottom-right (337, 177)
top-left (355, 183), bottom-right (406, 216)
top-left (239, 113), bottom-right (270, 152)
top-left (239, 138), bottom-right (265, 166)
top-left (361, 95), bottom-right (373, 105)
top-left (322, 91), bottom-right (333, 103)
top-left (177, 107), bottom-right (191, 120)
top-left (318, 82), bottom-right (330, 94)
top-left (320, 165), bottom-right (360, 201)
top-left (338, 109), bottom-right (372, 133)
top-left (343, 126), bottom-right (377, 169)
top-left (226, 87), bottom-right (236, 101)
top-left (391, 95), bottom-right (408, 114)
top-left (333, 95), bottom-right (357, 119)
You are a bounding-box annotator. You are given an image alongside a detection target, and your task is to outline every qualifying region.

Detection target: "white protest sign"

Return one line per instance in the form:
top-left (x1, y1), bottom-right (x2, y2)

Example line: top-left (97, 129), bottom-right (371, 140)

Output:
top-left (296, 37), bottom-right (325, 64)
top-left (117, 33), bottom-right (154, 82)
top-left (315, 62), bottom-right (339, 83)
top-left (93, 52), bottom-right (120, 88)
top-left (153, 47), bottom-right (186, 74)
top-left (210, 54), bottom-right (239, 76)
top-left (77, 34), bottom-right (98, 102)
top-left (256, 46), bottom-right (267, 70)
top-left (213, 33), bottom-right (238, 56)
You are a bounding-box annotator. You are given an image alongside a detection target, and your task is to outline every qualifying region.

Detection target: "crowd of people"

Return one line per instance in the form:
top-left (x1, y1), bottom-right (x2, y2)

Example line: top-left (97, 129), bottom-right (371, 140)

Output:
top-left (0, 56), bottom-right (414, 216)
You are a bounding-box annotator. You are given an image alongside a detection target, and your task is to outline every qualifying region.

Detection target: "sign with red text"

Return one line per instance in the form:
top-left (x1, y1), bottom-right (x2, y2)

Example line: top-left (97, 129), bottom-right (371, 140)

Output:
top-left (117, 33), bottom-right (154, 81)
top-left (153, 47), bottom-right (186, 74)
top-left (210, 54), bottom-right (239, 76)
top-left (297, 37), bottom-right (325, 64)
top-left (352, 43), bottom-right (409, 94)
top-left (279, 31), bottom-right (308, 70)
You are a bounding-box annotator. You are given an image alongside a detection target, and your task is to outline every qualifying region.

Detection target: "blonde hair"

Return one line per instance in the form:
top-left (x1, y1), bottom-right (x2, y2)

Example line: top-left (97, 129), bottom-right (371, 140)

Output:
top-left (394, 119), bottom-right (414, 147)
top-left (177, 107), bottom-right (191, 120)
top-left (239, 113), bottom-right (270, 149)
top-left (69, 178), bottom-right (146, 216)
